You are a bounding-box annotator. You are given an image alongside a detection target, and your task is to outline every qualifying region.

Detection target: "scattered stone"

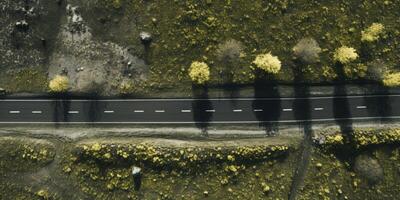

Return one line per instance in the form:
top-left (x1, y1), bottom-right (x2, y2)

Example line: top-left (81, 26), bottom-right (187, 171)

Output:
top-left (203, 191), bottom-right (209, 196)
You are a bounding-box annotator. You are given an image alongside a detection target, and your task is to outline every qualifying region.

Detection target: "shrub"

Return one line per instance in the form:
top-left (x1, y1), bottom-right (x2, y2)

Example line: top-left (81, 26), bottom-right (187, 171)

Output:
top-left (321, 66), bottom-right (338, 80)
top-left (333, 46), bottom-right (358, 64)
top-left (343, 63), bottom-right (367, 79)
top-left (293, 38), bottom-right (321, 63)
top-left (361, 23), bottom-right (385, 42)
top-left (253, 53), bottom-right (281, 74)
top-left (49, 75), bottom-right (69, 93)
top-left (188, 61), bottom-right (210, 84)
top-left (118, 81), bottom-right (134, 95)
top-left (216, 39), bottom-right (244, 63)
top-left (382, 72), bottom-right (400, 87)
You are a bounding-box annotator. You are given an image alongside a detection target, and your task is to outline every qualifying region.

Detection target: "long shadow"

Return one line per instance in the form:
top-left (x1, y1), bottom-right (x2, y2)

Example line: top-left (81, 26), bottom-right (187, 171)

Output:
top-left (333, 63), bottom-right (355, 143)
top-left (83, 94), bottom-right (104, 123)
top-left (192, 85), bottom-right (213, 136)
top-left (52, 93), bottom-right (71, 127)
top-left (252, 73), bottom-right (281, 135)
top-left (288, 63), bottom-right (313, 200)
top-left (363, 84), bottom-right (392, 122)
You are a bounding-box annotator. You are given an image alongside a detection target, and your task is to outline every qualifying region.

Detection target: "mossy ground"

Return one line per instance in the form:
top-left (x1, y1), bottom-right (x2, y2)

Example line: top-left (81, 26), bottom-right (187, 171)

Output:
top-left (79, 0), bottom-right (400, 90)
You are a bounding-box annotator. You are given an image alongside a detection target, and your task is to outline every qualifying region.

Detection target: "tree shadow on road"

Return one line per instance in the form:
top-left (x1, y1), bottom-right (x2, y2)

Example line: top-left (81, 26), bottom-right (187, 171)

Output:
top-left (288, 64), bottom-right (313, 200)
top-left (52, 93), bottom-right (71, 127)
top-left (333, 63), bottom-right (355, 143)
top-left (82, 94), bottom-right (104, 124)
top-left (252, 74), bottom-right (281, 136)
top-left (192, 85), bottom-right (213, 136)
top-left (363, 84), bottom-right (392, 122)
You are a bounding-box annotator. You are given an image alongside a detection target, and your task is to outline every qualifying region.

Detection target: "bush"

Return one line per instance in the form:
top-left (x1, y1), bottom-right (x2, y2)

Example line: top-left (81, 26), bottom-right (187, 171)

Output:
top-left (253, 53), bottom-right (281, 74)
top-left (361, 23), bottom-right (385, 42)
top-left (293, 38), bottom-right (321, 63)
top-left (49, 75), bottom-right (69, 93)
top-left (343, 63), bottom-right (367, 79)
top-left (188, 61), bottom-right (210, 84)
top-left (321, 66), bottom-right (338, 81)
top-left (118, 81), bottom-right (134, 95)
top-left (366, 60), bottom-right (388, 81)
top-left (383, 72), bottom-right (400, 87)
top-left (333, 46), bottom-right (358, 64)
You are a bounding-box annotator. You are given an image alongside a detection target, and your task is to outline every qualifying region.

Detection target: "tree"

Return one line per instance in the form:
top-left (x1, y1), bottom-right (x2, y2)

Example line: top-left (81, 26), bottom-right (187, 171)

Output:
top-left (383, 72), bottom-right (400, 87)
top-left (293, 38), bottom-right (321, 63)
top-left (253, 53), bottom-right (281, 74)
top-left (333, 46), bottom-right (358, 64)
top-left (188, 61), bottom-right (210, 84)
top-left (49, 75), bottom-right (69, 93)
top-left (216, 39), bottom-right (244, 83)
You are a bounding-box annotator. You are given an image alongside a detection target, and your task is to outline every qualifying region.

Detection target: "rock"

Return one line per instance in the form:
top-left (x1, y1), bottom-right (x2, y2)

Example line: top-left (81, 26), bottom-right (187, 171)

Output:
top-left (132, 166), bottom-right (141, 176)
top-left (354, 154), bottom-right (384, 184)
top-left (139, 32), bottom-right (152, 44)
top-left (15, 20), bottom-right (29, 31)
top-left (0, 88), bottom-right (6, 95)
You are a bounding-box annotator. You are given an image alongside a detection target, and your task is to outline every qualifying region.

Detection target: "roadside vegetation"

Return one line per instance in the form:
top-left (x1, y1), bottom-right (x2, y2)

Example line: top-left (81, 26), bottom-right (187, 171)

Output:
top-left (0, 126), bottom-right (400, 199)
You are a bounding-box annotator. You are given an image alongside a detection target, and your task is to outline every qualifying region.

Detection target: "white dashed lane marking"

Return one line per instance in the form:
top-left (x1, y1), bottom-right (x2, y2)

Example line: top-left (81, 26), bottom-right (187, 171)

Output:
top-left (134, 110), bottom-right (144, 113)
top-left (32, 111), bottom-right (43, 114)
top-left (233, 109), bottom-right (243, 112)
top-left (283, 109), bottom-right (293, 112)
top-left (205, 109), bottom-right (216, 113)
top-left (104, 110), bottom-right (115, 114)
top-left (155, 110), bottom-right (165, 113)
top-left (68, 111), bottom-right (79, 114)
top-left (314, 108), bottom-right (324, 111)
top-left (181, 110), bottom-right (191, 113)
top-left (253, 109), bottom-right (263, 112)
top-left (357, 106), bottom-right (367, 109)
top-left (9, 111), bottom-right (21, 114)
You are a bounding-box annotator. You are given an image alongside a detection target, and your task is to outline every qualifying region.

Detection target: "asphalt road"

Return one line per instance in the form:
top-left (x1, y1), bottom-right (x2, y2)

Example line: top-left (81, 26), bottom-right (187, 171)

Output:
top-left (0, 95), bottom-right (399, 124)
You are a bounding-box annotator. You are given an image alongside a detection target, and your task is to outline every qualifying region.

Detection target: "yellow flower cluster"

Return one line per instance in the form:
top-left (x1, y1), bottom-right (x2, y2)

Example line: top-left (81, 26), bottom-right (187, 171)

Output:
top-left (361, 23), bottom-right (385, 42)
top-left (325, 134), bottom-right (344, 145)
top-left (77, 143), bottom-right (289, 170)
top-left (354, 128), bottom-right (400, 147)
top-left (333, 46), bottom-right (358, 64)
top-left (188, 61), bottom-right (210, 84)
top-left (253, 53), bottom-right (282, 74)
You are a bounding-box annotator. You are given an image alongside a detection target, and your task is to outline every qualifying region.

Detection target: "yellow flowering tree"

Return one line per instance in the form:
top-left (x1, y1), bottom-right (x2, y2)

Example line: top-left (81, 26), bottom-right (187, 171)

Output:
top-left (49, 75), bottom-right (69, 93)
top-left (253, 53), bottom-right (281, 74)
top-left (188, 61), bottom-right (210, 84)
top-left (361, 23), bottom-right (385, 42)
top-left (333, 46), bottom-right (358, 64)
top-left (383, 72), bottom-right (400, 87)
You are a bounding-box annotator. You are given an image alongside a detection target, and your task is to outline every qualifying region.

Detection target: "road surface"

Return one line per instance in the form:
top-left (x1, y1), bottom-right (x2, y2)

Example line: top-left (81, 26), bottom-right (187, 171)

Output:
top-left (0, 95), bottom-right (399, 124)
